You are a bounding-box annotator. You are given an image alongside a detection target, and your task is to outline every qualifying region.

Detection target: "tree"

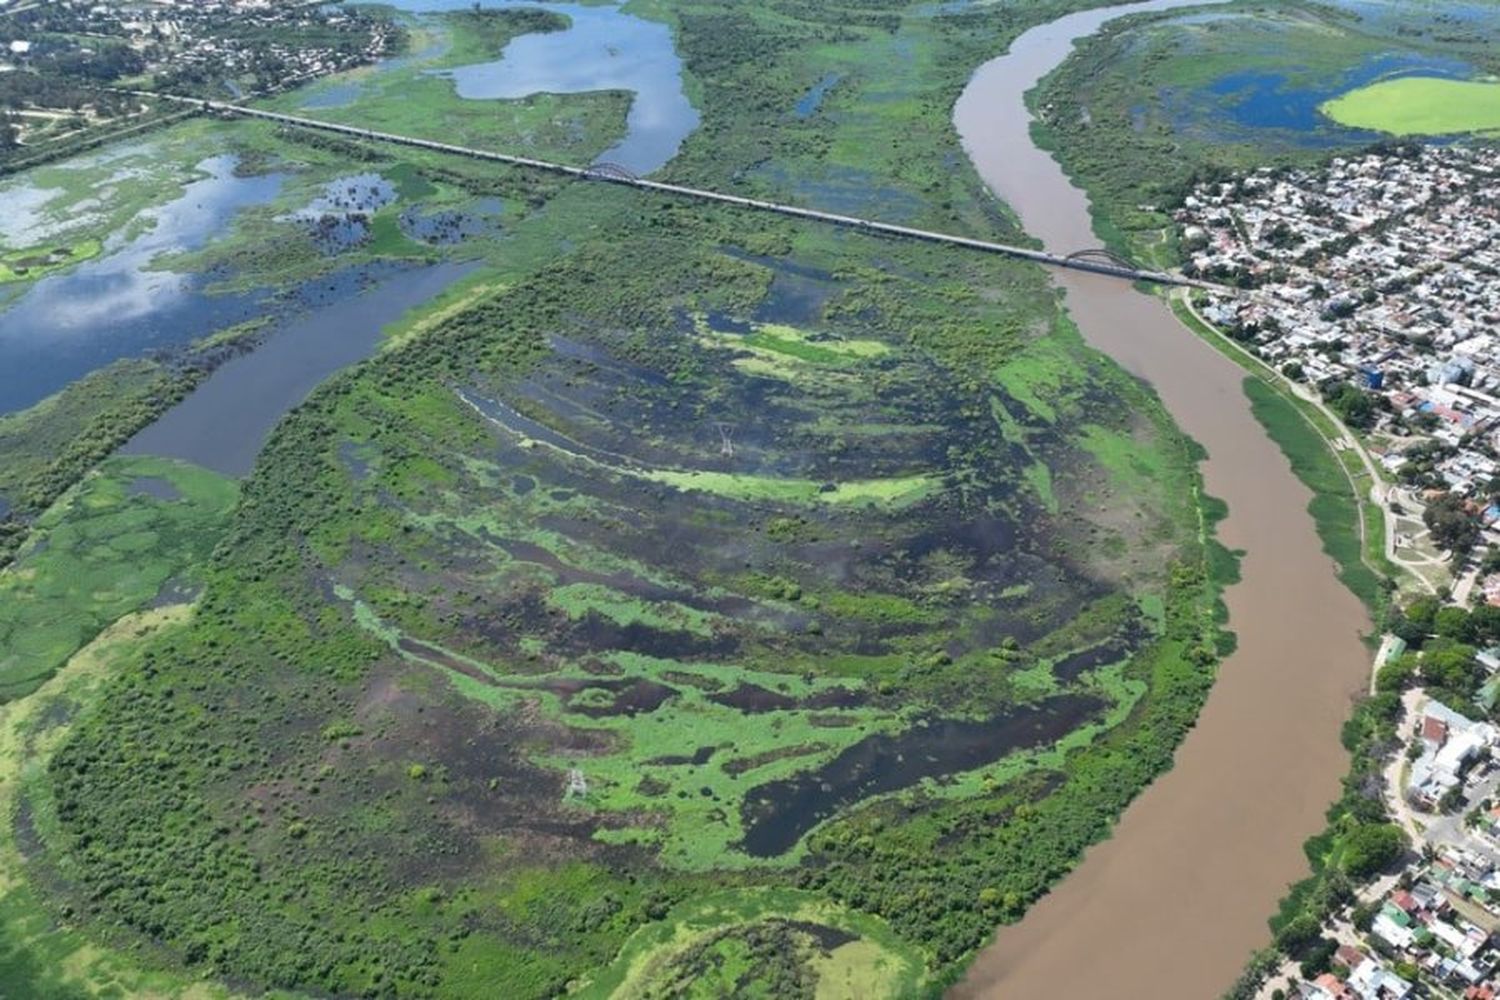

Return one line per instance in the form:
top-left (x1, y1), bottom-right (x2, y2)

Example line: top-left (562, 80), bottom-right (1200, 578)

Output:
top-left (1424, 493), bottom-right (1481, 559)
top-left (1436, 606), bottom-right (1472, 640)
top-left (1274, 913), bottom-right (1323, 956)
top-left (1375, 653), bottom-right (1418, 695)
top-left (1324, 381), bottom-right (1377, 428)
top-left (1421, 640), bottom-right (1481, 697)
top-left (1405, 596), bottom-right (1440, 631)
top-left (1340, 823), bottom-right (1406, 877)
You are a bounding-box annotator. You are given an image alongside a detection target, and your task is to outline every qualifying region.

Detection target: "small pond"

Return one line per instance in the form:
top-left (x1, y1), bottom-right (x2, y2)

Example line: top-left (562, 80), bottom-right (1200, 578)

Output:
top-left (794, 72), bottom-right (841, 118)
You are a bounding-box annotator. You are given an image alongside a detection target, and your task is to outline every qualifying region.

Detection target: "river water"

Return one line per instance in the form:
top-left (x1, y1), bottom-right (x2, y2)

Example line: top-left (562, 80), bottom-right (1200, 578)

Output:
top-left (951, 2), bottom-right (1372, 996)
top-left (0, 155), bottom-right (280, 413)
top-left (406, 0), bottom-right (699, 175)
top-left (123, 261), bottom-right (474, 476)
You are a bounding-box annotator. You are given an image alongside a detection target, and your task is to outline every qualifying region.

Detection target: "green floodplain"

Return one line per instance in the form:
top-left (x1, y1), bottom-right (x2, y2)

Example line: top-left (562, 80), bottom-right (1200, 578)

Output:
top-left (1320, 76), bottom-right (1500, 136)
top-left (37, 0), bottom-right (1500, 993)
top-left (0, 3), bottom-right (1240, 997)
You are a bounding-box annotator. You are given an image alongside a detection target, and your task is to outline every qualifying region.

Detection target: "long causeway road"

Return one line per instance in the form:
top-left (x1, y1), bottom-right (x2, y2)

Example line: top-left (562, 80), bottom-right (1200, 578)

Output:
top-left (187, 97), bottom-right (1228, 291)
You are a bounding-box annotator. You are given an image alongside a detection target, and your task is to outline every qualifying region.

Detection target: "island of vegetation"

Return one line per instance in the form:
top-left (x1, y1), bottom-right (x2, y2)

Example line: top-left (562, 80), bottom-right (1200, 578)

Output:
top-left (1320, 76), bottom-right (1500, 137)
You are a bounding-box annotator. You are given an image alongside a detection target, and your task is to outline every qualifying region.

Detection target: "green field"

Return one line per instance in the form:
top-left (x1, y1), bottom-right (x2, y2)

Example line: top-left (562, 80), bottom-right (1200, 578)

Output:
top-left (572, 888), bottom-right (927, 1000)
top-left (0, 238), bottom-right (102, 283)
top-left (1321, 76), bottom-right (1500, 135)
top-left (0, 455), bottom-right (237, 701)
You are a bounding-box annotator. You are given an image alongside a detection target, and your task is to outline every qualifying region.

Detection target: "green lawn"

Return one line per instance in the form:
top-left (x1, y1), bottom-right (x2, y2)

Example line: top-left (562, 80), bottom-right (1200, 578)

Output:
top-left (1321, 76), bottom-right (1500, 135)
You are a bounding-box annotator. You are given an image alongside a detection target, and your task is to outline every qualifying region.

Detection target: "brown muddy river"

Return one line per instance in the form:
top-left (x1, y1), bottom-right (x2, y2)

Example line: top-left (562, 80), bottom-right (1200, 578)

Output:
top-left (951, 1), bottom-right (1372, 996)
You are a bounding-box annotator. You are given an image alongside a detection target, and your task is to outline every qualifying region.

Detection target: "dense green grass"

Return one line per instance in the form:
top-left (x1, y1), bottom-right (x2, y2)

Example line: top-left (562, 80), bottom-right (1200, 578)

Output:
top-left (1241, 378), bottom-right (1388, 616)
top-left (1321, 76), bottom-right (1500, 136)
top-left (0, 456), bottom-right (238, 701)
top-left (0, 237), bottom-right (102, 283)
top-left (0, 355), bottom-right (223, 565)
top-left (433, 8), bottom-right (570, 68)
top-left (0, 606), bottom-right (262, 1000)
top-left (573, 888), bottom-right (927, 999)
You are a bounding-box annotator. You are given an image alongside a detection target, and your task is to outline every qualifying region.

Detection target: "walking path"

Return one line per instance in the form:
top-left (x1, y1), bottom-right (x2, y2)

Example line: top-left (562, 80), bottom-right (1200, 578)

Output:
top-left (1178, 290), bottom-right (1442, 597)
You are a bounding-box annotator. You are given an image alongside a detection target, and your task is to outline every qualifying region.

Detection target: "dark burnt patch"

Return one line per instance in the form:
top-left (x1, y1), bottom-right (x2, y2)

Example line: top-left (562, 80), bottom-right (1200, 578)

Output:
top-left (740, 695), bottom-right (1105, 857)
top-left (563, 679), bottom-right (677, 718)
top-left (709, 683), bottom-right (796, 713)
top-left (551, 612), bottom-right (741, 661)
top-left (721, 742), bottom-right (829, 777)
top-left (647, 745), bottom-right (718, 766)
top-left (784, 919), bottom-right (858, 952)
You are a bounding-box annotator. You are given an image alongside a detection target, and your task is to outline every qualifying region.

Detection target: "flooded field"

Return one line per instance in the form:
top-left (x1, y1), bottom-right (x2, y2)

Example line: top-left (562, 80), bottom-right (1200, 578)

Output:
top-left (953, 1), bottom-right (1373, 996)
top-left (0, 155), bottom-right (281, 413)
top-left (315, 228), bottom-right (1182, 878)
top-left (740, 693), bottom-right (1104, 857)
top-left (1165, 47), bottom-right (1475, 147)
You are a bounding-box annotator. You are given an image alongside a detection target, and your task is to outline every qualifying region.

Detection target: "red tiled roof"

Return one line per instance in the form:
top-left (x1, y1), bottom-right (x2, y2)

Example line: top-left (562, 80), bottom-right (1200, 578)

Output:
top-left (1424, 715), bottom-right (1449, 743)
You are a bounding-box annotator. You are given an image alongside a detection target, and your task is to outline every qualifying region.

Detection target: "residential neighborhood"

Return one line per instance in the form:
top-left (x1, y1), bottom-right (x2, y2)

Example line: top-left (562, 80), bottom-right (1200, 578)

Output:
top-left (1178, 144), bottom-right (1500, 602)
top-left (1260, 685), bottom-right (1500, 1000)
top-left (0, 0), bottom-right (397, 150)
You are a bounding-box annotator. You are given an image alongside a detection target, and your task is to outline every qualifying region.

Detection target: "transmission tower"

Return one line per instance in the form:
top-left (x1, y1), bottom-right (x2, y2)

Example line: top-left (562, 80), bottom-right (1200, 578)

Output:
top-left (565, 767), bottom-right (588, 800)
top-left (716, 422), bottom-right (735, 459)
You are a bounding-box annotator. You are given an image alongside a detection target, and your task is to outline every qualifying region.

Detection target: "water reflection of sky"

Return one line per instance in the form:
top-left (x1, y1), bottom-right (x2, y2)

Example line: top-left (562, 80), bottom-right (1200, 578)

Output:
top-left (0, 155), bottom-right (282, 413)
top-left (0, 182), bottom-right (60, 247)
top-left (795, 72), bottom-right (841, 118)
top-left (407, 0), bottom-right (698, 175)
top-left (1166, 50), bottom-right (1474, 147)
top-left (124, 261), bottom-right (474, 476)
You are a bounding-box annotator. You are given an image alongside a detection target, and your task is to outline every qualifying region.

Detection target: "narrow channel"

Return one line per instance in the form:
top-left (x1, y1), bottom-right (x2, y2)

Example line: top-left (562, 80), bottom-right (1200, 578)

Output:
top-left (952, 2), bottom-right (1373, 997)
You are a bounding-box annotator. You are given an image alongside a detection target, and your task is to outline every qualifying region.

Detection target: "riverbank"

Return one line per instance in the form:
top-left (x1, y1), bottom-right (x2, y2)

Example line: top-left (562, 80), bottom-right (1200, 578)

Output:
top-left (1172, 291), bottom-right (1400, 611)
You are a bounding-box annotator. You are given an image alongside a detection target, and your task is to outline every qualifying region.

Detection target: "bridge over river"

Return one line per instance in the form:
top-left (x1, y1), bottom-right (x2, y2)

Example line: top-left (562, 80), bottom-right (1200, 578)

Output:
top-left (170, 96), bottom-right (1229, 293)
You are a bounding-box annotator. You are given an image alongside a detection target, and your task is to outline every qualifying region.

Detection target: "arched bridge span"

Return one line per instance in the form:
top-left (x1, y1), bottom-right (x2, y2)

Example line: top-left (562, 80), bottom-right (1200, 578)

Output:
top-left (1066, 248), bottom-right (1139, 271)
top-left (586, 162), bottom-right (641, 183)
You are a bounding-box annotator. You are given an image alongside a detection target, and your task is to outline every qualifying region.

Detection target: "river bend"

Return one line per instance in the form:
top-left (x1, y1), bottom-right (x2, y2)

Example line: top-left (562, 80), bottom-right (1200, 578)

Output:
top-left (952, 2), bottom-right (1372, 996)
